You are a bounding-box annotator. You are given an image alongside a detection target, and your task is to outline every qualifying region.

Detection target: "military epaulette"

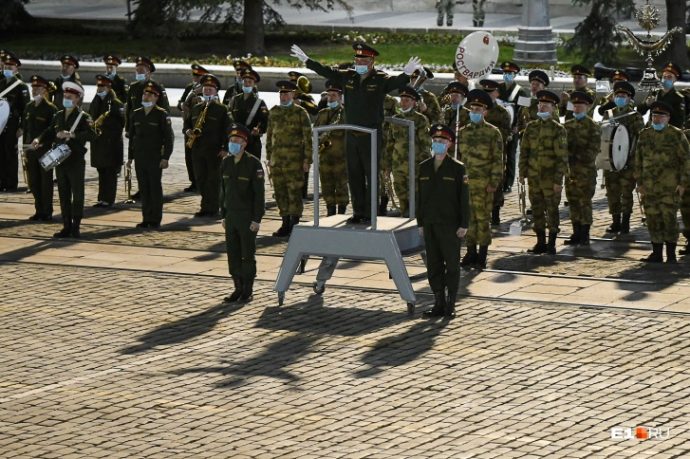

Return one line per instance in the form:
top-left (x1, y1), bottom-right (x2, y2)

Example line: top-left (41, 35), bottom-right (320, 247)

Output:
top-left (154, 105), bottom-right (167, 112)
top-left (133, 107), bottom-right (145, 113)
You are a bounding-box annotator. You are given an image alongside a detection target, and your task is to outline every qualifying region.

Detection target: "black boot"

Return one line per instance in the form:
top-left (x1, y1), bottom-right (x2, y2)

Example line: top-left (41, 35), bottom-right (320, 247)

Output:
top-left (423, 290), bottom-right (446, 317)
top-left (378, 195), bottom-right (389, 216)
top-left (528, 230), bottom-right (547, 254)
top-left (240, 277), bottom-right (254, 302)
top-left (337, 204), bottom-right (347, 215)
top-left (289, 215), bottom-right (300, 234)
top-left (580, 224), bottom-right (591, 246)
top-left (71, 217), bottom-right (81, 238)
top-left (563, 223), bottom-right (580, 246)
top-left (460, 244), bottom-right (478, 268)
top-left (491, 206), bottom-right (500, 226)
top-left (326, 205), bottom-right (336, 217)
top-left (620, 213), bottom-right (631, 234)
top-left (679, 231), bottom-right (690, 255)
top-left (445, 290), bottom-right (456, 318)
top-left (272, 216), bottom-right (291, 237)
top-left (546, 231), bottom-right (558, 255)
top-left (641, 243), bottom-right (664, 263)
top-left (53, 217), bottom-right (71, 238)
top-left (223, 276), bottom-right (243, 303)
top-left (476, 245), bottom-right (489, 270)
top-left (666, 242), bottom-right (677, 264)
top-left (606, 214), bottom-right (621, 233)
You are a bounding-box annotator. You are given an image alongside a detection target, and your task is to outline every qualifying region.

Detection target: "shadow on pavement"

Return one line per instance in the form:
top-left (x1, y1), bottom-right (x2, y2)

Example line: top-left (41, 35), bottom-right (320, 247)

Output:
top-left (120, 301), bottom-right (245, 354)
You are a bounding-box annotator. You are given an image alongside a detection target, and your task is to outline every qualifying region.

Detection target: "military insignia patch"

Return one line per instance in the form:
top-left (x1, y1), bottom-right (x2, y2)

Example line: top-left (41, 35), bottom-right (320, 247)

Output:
top-left (257, 169), bottom-right (264, 179)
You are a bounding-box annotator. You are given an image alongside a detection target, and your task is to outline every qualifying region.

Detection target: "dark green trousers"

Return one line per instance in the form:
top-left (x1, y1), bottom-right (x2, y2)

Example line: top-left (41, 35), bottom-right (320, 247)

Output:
top-left (225, 213), bottom-right (257, 281)
top-left (423, 222), bottom-right (461, 295)
top-left (346, 130), bottom-right (382, 218)
top-left (97, 166), bottom-right (119, 204)
top-left (27, 153), bottom-right (54, 217)
top-left (193, 152), bottom-right (222, 214)
top-left (135, 162), bottom-right (163, 224)
top-left (56, 159), bottom-right (85, 220)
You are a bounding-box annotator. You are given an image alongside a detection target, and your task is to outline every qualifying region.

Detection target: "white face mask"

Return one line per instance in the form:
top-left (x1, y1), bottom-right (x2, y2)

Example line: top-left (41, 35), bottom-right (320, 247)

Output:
top-left (33, 95), bottom-right (43, 104)
top-left (141, 100), bottom-right (154, 108)
top-left (97, 90), bottom-right (109, 98)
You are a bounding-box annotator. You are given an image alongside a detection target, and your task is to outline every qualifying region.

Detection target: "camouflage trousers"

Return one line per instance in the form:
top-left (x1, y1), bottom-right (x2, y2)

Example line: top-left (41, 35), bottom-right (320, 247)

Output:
top-left (466, 182), bottom-right (494, 246)
top-left (473, 0), bottom-right (486, 27)
top-left (565, 172), bottom-right (596, 225)
top-left (604, 168), bottom-right (636, 215)
top-left (527, 177), bottom-right (562, 232)
top-left (437, 0), bottom-right (454, 21)
top-left (319, 147), bottom-right (349, 207)
top-left (392, 169), bottom-right (416, 216)
top-left (642, 192), bottom-right (680, 243)
top-left (272, 163), bottom-right (304, 217)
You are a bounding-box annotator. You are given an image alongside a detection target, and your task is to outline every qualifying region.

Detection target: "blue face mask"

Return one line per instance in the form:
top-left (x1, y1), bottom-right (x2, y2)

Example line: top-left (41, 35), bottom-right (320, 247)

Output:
top-left (203, 95), bottom-right (215, 102)
top-left (135, 73), bottom-right (146, 81)
top-left (469, 112), bottom-right (483, 123)
top-left (97, 90), bottom-right (108, 98)
top-left (573, 112), bottom-right (586, 120)
top-left (652, 122), bottom-right (666, 131)
top-left (3, 69), bottom-right (13, 78)
top-left (355, 65), bottom-right (369, 75)
top-left (662, 79), bottom-right (674, 90)
top-left (280, 100), bottom-right (293, 107)
top-left (242, 86), bottom-right (253, 94)
top-left (537, 111), bottom-right (551, 120)
top-left (614, 96), bottom-right (627, 108)
top-left (63, 99), bottom-right (74, 109)
top-left (327, 101), bottom-right (339, 109)
top-left (431, 141), bottom-right (447, 156)
top-left (503, 73), bottom-right (515, 84)
top-left (228, 141), bottom-right (242, 155)
top-left (106, 70), bottom-right (117, 78)
top-left (141, 100), bottom-right (154, 108)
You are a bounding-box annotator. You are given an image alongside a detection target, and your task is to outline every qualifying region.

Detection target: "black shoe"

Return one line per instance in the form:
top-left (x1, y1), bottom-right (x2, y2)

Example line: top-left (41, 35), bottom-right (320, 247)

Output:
top-left (620, 213), bottom-right (631, 234)
top-left (528, 231), bottom-right (547, 254)
top-left (28, 214), bottom-right (41, 221)
top-left (347, 215), bottom-right (363, 224)
top-left (437, 16), bottom-right (443, 26)
top-left (54, 218), bottom-right (71, 238)
top-left (606, 214), bottom-right (621, 233)
top-left (194, 211), bottom-right (206, 218)
top-left (136, 222), bottom-right (149, 228)
top-left (666, 242), bottom-right (677, 264)
top-left (240, 278), bottom-right (254, 302)
top-left (148, 222), bottom-right (161, 229)
top-left (563, 224), bottom-right (580, 246)
top-left (223, 277), bottom-right (243, 303)
top-left (337, 204), bottom-right (347, 215)
top-left (546, 232), bottom-right (557, 255)
top-left (39, 215), bottom-right (53, 222)
top-left (184, 184), bottom-right (197, 192)
top-left (423, 291), bottom-right (446, 317)
top-left (360, 217), bottom-right (371, 224)
top-left (272, 216), bottom-right (291, 237)
top-left (461, 245), bottom-right (478, 268)
top-left (641, 243), bottom-right (663, 263)
top-left (326, 205), bottom-right (336, 217)
top-left (444, 293), bottom-right (456, 318)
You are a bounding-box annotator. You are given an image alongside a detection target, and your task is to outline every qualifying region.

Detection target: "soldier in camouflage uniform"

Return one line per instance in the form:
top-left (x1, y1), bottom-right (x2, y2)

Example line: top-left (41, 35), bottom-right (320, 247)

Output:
top-left (597, 69), bottom-right (631, 116)
top-left (411, 66), bottom-right (442, 124)
top-left (436, 0), bottom-right (454, 26)
top-left (479, 79), bottom-right (511, 226)
top-left (519, 90), bottom-right (568, 255)
top-left (457, 90), bottom-right (504, 270)
top-left (560, 65), bottom-right (596, 121)
top-left (563, 91), bottom-right (601, 246)
top-left (680, 118), bottom-right (690, 255)
top-left (265, 80), bottom-right (312, 237)
top-left (497, 61), bottom-right (529, 193)
top-left (517, 70), bottom-right (557, 135)
top-left (635, 101), bottom-right (690, 263)
top-left (314, 81), bottom-right (348, 216)
top-left (441, 81), bottom-right (470, 160)
top-left (378, 93), bottom-right (400, 215)
top-left (638, 63), bottom-right (685, 129)
top-left (473, 0), bottom-right (486, 27)
top-left (383, 86), bottom-right (430, 217)
top-left (602, 81), bottom-right (644, 235)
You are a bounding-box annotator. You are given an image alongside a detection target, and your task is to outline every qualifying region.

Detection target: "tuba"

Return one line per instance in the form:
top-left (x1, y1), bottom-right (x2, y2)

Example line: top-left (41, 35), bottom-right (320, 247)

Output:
top-left (295, 75), bottom-right (318, 114)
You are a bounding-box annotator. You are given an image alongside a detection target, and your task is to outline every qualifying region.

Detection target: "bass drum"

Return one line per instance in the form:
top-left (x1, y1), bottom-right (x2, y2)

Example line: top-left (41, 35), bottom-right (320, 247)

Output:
top-left (0, 99), bottom-right (9, 134)
top-left (596, 123), bottom-right (629, 171)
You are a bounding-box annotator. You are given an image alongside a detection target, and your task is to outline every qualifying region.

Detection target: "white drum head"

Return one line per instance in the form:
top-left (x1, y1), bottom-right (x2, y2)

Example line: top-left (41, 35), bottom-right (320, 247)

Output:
top-left (611, 124), bottom-right (630, 171)
top-left (0, 100), bottom-right (9, 134)
top-left (455, 32), bottom-right (499, 81)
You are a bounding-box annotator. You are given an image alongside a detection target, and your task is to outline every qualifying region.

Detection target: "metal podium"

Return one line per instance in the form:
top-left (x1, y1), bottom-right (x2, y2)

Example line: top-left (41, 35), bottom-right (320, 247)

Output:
top-left (274, 121), bottom-right (424, 315)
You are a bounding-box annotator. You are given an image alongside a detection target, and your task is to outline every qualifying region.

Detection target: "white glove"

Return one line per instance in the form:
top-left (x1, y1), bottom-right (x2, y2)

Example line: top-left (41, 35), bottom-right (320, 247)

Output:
top-left (249, 221), bottom-right (260, 232)
top-left (403, 56), bottom-right (422, 76)
top-left (290, 44), bottom-right (309, 63)
top-left (456, 227), bottom-right (467, 238)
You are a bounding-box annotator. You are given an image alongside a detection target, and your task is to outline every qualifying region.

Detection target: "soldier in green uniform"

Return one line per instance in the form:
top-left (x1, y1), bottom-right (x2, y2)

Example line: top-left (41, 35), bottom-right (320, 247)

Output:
top-left (291, 42), bottom-right (418, 223)
top-left (411, 66), bottom-right (442, 124)
top-left (220, 123), bottom-right (265, 303)
top-left (265, 80), bottom-right (312, 237)
top-left (178, 63), bottom-right (209, 192)
top-left (457, 90), bottom-right (503, 271)
top-left (597, 69), bottom-right (631, 116)
top-left (184, 74), bottom-right (232, 218)
top-left (228, 68), bottom-right (269, 159)
top-left (103, 55), bottom-right (128, 102)
top-left (417, 124), bottom-right (470, 318)
top-left (89, 74), bottom-right (125, 208)
top-left (383, 86), bottom-right (430, 217)
top-left (23, 75), bottom-right (57, 220)
top-left (560, 65), bottom-right (597, 121)
top-left (635, 101), bottom-right (690, 263)
top-left (479, 79), bottom-right (511, 226)
top-left (498, 61), bottom-right (529, 193)
top-left (34, 82), bottom-right (95, 238)
top-left (436, 0), bottom-right (454, 26)
top-left (602, 81), bottom-right (644, 234)
top-left (519, 90), bottom-right (568, 255)
top-left (441, 81), bottom-right (470, 160)
top-left (52, 55), bottom-right (81, 110)
top-left (379, 93), bottom-right (400, 215)
top-left (0, 51), bottom-right (29, 192)
top-left (314, 80), bottom-right (348, 216)
top-left (563, 91), bottom-right (601, 246)
top-left (127, 81), bottom-right (174, 229)
top-left (125, 56), bottom-right (170, 131)
top-left (473, 0), bottom-right (486, 26)
top-left (638, 63), bottom-right (685, 128)
top-left (222, 59), bottom-right (251, 106)
top-left (517, 70), bottom-right (555, 135)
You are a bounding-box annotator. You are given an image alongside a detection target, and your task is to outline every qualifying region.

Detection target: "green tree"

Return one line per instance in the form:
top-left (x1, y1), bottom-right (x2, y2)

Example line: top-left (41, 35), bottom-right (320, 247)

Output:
top-left (130, 0), bottom-right (352, 56)
top-left (0, 0), bottom-right (32, 34)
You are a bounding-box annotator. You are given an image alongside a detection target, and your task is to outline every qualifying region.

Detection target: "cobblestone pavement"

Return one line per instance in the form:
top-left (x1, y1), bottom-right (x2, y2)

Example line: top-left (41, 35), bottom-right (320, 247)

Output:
top-left (2, 263), bottom-right (690, 458)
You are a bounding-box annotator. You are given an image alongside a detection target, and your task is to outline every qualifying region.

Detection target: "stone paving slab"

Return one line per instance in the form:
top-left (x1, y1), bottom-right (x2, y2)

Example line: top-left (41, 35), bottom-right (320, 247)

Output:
top-left (2, 263), bottom-right (690, 458)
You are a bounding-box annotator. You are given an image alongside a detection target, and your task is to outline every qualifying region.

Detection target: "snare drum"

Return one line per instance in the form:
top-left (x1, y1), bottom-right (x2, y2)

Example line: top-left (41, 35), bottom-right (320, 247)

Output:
top-left (596, 123), bottom-right (630, 171)
top-left (39, 144), bottom-right (72, 171)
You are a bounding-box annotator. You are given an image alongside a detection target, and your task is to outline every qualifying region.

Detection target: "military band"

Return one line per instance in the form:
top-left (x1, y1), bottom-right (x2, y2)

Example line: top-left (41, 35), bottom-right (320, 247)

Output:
top-left (179, 63), bottom-right (210, 192)
top-left (227, 68), bottom-right (269, 159)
